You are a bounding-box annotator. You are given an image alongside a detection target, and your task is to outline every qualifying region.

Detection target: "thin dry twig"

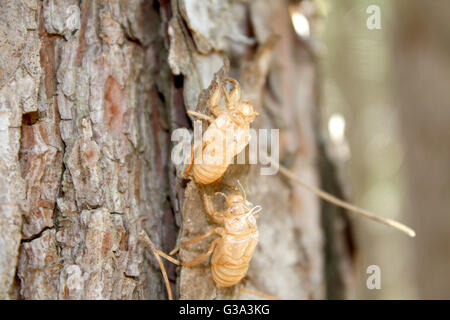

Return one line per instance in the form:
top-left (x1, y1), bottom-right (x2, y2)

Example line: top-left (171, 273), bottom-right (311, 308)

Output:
top-left (140, 231), bottom-right (179, 300)
top-left (263, 155), bottom-right (416, 237)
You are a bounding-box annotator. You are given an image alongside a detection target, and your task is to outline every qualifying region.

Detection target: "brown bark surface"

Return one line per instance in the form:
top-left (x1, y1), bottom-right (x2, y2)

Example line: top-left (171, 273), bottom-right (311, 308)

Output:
top-left (0, 0), bottom-right (354, 299)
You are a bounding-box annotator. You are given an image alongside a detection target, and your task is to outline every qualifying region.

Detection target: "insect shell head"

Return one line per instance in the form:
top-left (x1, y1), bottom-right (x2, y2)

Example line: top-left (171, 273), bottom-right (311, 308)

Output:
top-left (235, 101), bottom-right (259, 124)
top-left (232, 101), bottom-right (259, 124)
top-left (226, 193), bottom-right (247, 216)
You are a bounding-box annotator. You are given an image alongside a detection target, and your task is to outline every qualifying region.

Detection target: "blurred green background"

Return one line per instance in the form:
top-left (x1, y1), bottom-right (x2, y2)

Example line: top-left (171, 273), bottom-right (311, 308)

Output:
top-left (311, 0), bottom-right (450, 299)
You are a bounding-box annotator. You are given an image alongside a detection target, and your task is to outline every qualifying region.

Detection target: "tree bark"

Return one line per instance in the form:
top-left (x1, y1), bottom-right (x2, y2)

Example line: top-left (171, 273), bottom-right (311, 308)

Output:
top-left (0, 0), bottom-right (354, 299)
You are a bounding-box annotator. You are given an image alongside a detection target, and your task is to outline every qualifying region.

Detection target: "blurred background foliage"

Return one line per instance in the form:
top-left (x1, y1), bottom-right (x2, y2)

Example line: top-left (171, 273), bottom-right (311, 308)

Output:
top-left (301, 0), bottom-right (450, 299)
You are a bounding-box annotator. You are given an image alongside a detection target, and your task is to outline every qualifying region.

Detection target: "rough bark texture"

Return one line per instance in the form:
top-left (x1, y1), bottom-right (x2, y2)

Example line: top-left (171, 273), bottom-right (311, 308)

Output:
top-left (0, 0), bottom-right (354, 299)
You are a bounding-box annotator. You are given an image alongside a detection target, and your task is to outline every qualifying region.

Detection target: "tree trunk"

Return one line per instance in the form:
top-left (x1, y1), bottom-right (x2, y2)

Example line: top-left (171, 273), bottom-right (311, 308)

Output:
top-left (393, 0), bottom-right (450, 299)
top-left (0, 0), bottom-right (354, 299)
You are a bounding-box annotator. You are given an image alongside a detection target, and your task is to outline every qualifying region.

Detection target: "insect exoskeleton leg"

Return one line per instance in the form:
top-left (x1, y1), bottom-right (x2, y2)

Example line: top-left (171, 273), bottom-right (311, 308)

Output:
top-left (182, 144), bottom-right (195, 179)
top-left (186, 109), bottom-right (215, 123)
top-left (207, 81), bottom-right (224, 117)
top-left (239, 287), bottom-right (282, 300)
top-left (182, 139), bottom-right (207, 180)
top-left (139, 230), bottom-right (222, 299)
top-left (198, 186), bottom-right (225, 223)
top-left (169, 227), bottom-right (224, 257)
top-left (221, 77), bottom-right (241, 106)
top-left (236, 179), bottom-right (246, 202)
top-left (220, 182), bottom-right (239, 192)
top-left (181, 238), bottom-right (220, 267)
top-left (181, 227), bottom-right (223, 247)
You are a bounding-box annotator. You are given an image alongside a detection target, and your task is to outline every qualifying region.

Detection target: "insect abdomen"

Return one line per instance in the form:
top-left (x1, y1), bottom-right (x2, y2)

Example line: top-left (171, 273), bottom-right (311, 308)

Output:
top-left (193, 163), bottom-right (228, 184)
top-left (210, 233), bottom-right (258, 287)
top-left (211, 262), bottom-right (249, 287)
